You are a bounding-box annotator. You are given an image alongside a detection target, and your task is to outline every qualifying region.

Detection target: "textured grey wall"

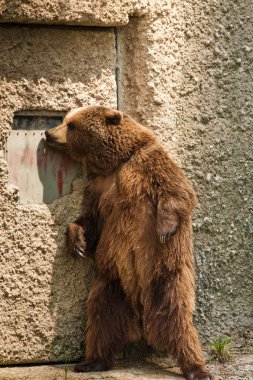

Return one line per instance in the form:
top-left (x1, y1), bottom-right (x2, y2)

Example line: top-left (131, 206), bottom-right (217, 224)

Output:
top-left (118, 2), bottom-right (253, 343)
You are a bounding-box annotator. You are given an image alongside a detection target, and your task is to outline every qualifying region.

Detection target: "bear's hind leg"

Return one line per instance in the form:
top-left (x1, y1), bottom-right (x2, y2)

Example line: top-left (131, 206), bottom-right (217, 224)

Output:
top-left (75, 277), bottom-right (140, 372)
top-left (143, 270), bottom-right (213, 380)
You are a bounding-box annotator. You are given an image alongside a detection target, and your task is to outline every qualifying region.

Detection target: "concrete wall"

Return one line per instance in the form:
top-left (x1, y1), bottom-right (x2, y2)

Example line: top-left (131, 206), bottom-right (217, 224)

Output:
top-left (0, 0), bottom-right (146, 26)
top-left (118, 2), bottom-right (253, 343)
top-left (0, 0), bottom-right (252, 364)
top-left (0, 24), bottom-right (117, 364)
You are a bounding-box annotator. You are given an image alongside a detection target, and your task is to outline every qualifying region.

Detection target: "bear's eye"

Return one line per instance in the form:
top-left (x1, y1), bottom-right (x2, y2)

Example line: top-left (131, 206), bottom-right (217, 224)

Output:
top-left (67, 123), bottom-right (75, 130)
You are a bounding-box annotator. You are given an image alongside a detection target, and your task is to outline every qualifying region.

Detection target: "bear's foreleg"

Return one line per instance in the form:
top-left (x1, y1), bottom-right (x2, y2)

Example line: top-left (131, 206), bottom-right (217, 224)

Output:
top-left (66, 220), bottom-right (86, 258)
top-left (66, 215), bottom-right (99, 259)
top-left (74, 276), bottom-right (140, 372)
top-left (143, 271), bottom-right (213, 380)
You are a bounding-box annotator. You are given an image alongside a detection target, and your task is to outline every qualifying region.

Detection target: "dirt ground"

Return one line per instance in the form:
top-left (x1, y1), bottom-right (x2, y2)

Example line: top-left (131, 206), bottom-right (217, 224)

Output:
top-left (0, 354), bottom-right (252, 380)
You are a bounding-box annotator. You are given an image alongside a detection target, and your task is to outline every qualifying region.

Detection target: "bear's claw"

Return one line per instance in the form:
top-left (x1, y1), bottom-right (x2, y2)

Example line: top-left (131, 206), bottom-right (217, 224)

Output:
top-left (71, 241), bottom-right (86, 259)
top-left (186, 367), bottom-right (214, 380)
top-left (158, 231), bottom-right (175, 244)
top-left (74, 245), bottom-right (86, 258)
top-left (66, 222), bottom-right (87, 259)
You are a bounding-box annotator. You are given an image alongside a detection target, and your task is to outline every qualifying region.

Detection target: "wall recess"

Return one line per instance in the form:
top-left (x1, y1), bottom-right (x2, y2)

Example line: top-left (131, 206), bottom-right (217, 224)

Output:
top-left (6, 112), bottom-right (80, 204)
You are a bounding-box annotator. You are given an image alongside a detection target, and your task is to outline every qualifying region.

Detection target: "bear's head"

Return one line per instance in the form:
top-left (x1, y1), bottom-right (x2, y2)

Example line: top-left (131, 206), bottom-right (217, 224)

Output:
top-left (45, 106), bottom-right (155, 175)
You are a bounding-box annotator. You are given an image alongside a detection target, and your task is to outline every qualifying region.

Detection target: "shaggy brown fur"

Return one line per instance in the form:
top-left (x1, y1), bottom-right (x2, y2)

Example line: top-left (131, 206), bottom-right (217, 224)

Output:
top-left (45, 106), bottom-right (213, 380)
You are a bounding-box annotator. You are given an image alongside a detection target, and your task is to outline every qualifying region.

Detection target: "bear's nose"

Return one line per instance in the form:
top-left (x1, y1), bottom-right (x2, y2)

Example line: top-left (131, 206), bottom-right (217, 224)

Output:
top-left (45, 130), bottom-right (54, 144)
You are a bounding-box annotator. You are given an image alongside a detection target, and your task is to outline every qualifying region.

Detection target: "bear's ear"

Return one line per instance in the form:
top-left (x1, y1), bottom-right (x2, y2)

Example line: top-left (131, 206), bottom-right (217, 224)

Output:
top-left (104, 109), bottom-right (123, 125)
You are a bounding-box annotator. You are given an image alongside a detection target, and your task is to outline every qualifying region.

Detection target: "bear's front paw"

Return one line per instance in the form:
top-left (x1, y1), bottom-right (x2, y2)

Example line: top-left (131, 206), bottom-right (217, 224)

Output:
top-left (74, 359), bottom-right (111, 372)
top-left (186, 366), bottom-right (214, 380)
top-left (66, 223), bottom-right (87, 259)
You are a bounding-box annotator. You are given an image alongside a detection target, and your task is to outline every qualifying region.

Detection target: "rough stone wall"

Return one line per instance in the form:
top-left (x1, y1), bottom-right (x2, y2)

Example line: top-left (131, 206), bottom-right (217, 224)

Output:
top-left (118, 1), bottom-right (253, 342)
top-left (0, 0), bottom-right (146, 26)
top-left (0, 0), bottom-right (252, 365)
top-left (0, 25), bottom-right (116, 364)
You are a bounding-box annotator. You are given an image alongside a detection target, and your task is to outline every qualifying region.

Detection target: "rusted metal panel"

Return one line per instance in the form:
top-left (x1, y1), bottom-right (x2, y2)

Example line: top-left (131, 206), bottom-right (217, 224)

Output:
top-left (6, 114), bottom-right (80, 204)
top-left (12, 114), bottom-right (63, 130)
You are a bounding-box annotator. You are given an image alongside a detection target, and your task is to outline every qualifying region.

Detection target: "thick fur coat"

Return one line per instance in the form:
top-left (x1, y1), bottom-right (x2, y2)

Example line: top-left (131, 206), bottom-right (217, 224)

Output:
top-left (45, 106), bottom-right (213, 380)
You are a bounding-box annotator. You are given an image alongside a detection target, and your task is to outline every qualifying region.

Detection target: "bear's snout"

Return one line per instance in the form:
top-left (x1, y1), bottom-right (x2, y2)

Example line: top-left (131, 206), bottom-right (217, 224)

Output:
top-left (44, 128), bottom-right (67, 151)
top-left (45, 130), bottom-right (56, 144)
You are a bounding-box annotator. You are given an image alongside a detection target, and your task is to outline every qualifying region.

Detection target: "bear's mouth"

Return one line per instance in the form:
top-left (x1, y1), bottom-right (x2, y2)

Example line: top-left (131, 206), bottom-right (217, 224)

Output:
top-left (44, 138), bottom-right (66, 149)
top-left (44, 131), bottom-right (67, 150)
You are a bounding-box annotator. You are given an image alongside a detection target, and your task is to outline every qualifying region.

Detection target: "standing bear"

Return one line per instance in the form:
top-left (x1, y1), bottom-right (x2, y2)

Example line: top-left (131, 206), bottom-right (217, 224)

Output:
top-left (45, 106), bottom-right (213, 380)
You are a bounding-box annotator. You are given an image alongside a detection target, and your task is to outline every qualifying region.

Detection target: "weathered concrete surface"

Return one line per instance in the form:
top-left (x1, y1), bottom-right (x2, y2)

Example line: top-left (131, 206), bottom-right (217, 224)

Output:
top-left (0, 0), bottom-right (146, 26)
top-left (0, 25), bottom-right (116, 364)
top-left (118, 1), bottom-right (253, 342)
top-left (0, 355), bottom-right (253, 380)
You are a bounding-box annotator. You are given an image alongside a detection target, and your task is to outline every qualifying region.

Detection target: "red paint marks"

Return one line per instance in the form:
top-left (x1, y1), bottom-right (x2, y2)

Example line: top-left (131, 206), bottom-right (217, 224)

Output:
top-left (8, 152), bottom-right (22, 187)
top-left (59, 158), bottom-right (70, 176)
top-left (57, 169), bottom-right (63, 196)
top-left (37, 146), bottom-right (50, 175)
top-left (23, 146), bottom-right (33, 167)
top-left (55, 158), bottom-right (71, 196)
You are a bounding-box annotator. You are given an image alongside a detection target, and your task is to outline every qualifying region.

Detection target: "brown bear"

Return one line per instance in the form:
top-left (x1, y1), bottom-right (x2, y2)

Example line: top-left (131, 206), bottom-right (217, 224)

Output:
top-left (45, 106), bottom-right (213, 380)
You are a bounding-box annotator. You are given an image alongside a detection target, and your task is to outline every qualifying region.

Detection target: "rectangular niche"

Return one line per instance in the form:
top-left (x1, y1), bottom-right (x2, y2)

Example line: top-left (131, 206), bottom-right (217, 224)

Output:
top-left (6, 111), bottom-right (80, 204)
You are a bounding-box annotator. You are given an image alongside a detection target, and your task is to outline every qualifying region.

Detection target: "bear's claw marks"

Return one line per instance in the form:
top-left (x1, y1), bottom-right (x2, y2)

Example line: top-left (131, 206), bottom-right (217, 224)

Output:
top-left (74, 359), bottom-right (111, 372)
top-left (186, 368), bottom-right (214, 380)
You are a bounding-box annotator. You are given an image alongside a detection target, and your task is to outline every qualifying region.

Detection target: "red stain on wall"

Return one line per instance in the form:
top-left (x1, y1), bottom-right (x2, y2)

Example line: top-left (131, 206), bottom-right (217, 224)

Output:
top-left (23, 146), bottom-right (34, 167)
top-left (57, 169), bottom-right (63, 196)
top-left (55, 158), bottom-right (71, 196)
top-left (9, 153), bottom-right (20, 186)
